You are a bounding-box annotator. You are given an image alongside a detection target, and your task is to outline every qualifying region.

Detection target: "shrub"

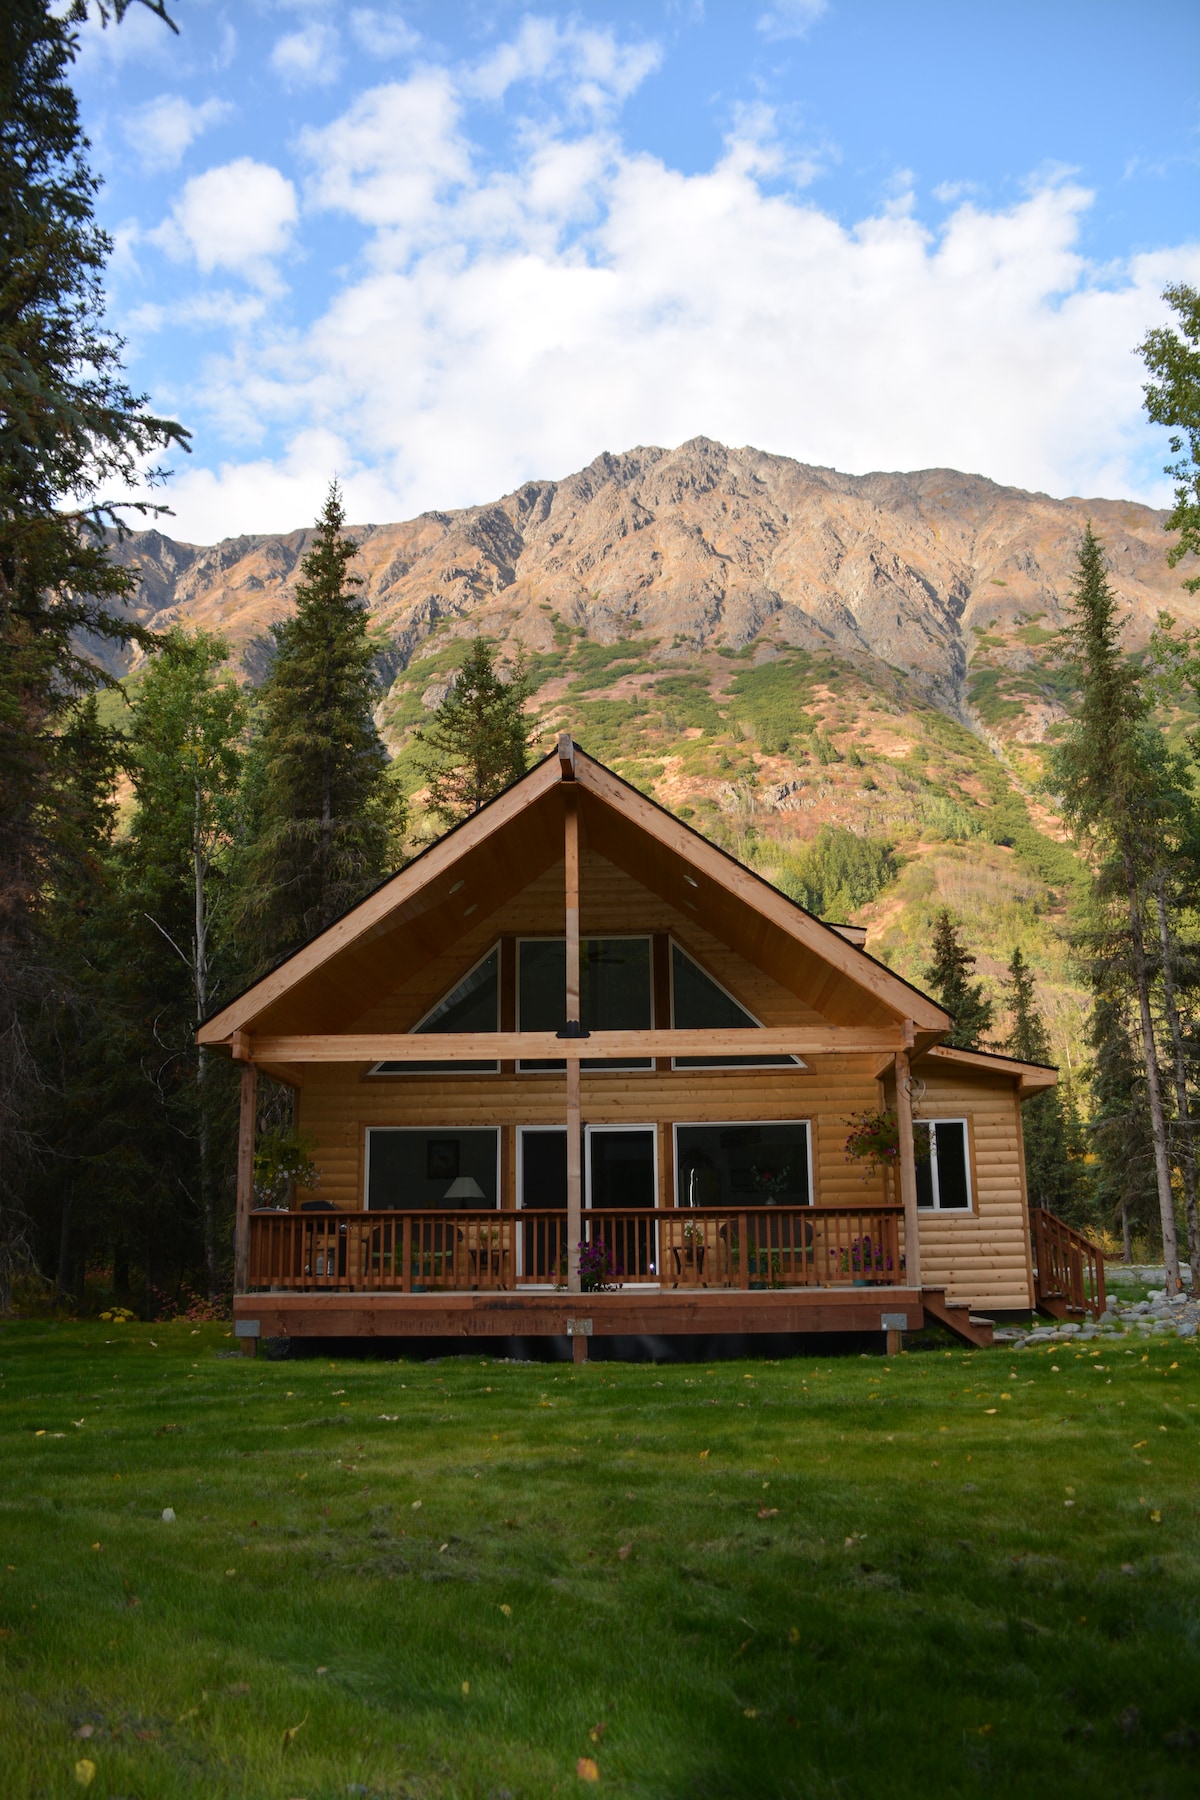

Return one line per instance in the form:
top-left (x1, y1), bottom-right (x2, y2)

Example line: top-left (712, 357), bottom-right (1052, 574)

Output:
top-left (773, 826), bottom-right (899, 918)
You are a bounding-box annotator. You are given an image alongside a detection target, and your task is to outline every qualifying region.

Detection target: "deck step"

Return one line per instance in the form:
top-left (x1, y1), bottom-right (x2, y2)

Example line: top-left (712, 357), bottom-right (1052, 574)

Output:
top-left (921, 1288), bottom-right (995, 1348)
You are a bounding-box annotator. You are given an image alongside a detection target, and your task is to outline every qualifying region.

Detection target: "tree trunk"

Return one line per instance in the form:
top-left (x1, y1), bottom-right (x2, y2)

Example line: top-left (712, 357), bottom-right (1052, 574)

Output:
top-left (56, 1191), bottom-right (73, 1303)
top-left (1122, 845), bottom-right (1181, 1290)
top-left (193, 795), bottom-right (219, 1301)
top-left (1153, 883), bottom-right (1200, 1290)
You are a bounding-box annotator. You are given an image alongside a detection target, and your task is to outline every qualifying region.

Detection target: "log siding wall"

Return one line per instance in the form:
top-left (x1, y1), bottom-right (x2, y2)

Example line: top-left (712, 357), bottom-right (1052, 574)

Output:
top-left (284, 848), bottom-right (1037, 1316)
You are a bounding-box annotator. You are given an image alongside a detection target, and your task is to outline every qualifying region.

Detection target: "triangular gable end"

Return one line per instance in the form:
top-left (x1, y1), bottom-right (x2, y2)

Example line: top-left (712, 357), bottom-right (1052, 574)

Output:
top-left (197, 740), bottom-right (951, 1048)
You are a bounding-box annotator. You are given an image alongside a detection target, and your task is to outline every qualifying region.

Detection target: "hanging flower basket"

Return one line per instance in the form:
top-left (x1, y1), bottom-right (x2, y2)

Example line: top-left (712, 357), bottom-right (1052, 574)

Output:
top-left (844, 1109), bottom-right (929, 1181)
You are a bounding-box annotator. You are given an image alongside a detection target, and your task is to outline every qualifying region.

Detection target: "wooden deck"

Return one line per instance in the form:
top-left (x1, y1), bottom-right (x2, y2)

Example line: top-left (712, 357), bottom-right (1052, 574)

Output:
top-left (234, 1284), bottom-right (926, 1342)
top-left (238, 1203), bottom-right (924, 1348)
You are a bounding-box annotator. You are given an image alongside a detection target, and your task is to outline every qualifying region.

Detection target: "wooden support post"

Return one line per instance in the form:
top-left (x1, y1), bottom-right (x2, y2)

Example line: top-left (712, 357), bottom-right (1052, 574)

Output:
top-left (565, 789), bottom-right (580, 1023)
top-left (235, 1061), bottom-right (258, 1296)
top-left (886, 1329), bottom-right (903, 1356)
top-left (566, 1056), bottom-right (582, 1293)
top-left (894, 1027), bottom-right (922, 1290)
top-left (564, 789), bottom-right (583, 1293)
top-left (573, 1332), bottom-right (588, 1364)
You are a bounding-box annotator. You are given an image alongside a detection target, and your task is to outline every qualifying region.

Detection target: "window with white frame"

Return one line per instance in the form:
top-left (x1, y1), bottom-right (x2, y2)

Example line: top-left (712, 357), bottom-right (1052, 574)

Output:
top-left (670, 941), bottom-right (801, 1069)
top-left (365, 1127), bottom-right (500, 1209)
top-left (914, 1119), bottom-right (972, 1210)
top-left (368, 946), bottom-right (499, 1075)
top-left (674, 1121), bottom-right (812, 1207)
top-left (517, 936), bottom-right (653, 1070)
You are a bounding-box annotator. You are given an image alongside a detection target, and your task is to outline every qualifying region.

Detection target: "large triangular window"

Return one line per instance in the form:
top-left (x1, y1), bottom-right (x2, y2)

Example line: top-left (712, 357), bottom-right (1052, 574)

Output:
top-left (670, 942), bottom-right (801, 1069)
top-left (369, 947), bottom-right (499, 1075)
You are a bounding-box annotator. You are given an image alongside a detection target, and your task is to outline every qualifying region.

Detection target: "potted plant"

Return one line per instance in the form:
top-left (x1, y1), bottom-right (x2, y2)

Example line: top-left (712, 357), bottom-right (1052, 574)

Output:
top-left (577, 1238), bottom-right (618, 1293)
top-left (844, 1109), bottom-right (930, 1181)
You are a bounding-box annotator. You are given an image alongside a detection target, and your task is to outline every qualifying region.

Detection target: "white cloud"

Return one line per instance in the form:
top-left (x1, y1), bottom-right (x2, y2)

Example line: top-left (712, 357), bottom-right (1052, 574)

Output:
top-left (270, 22), bottom-right (343, 90)
top-left (123, 94), bottom-right (233, 171)
top-left (150, 158), bottom-right (299, 281)
top-left (468, 16), bottom-right (662, 114)
top-left (757, 0), bottom-right (829, 42)
top-left (144, 46), bottom-right (1200, 543)
top-left (350, 8), bottom-right (420, 58)
top-left (301, 72), bottom-right (471, 237)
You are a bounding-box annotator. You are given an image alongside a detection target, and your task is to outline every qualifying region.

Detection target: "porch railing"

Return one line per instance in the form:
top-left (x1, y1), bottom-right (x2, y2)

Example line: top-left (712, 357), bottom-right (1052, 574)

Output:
top-left (1030, 1206), bottom-right (1106, 1320)
top-left (246, 1205), bottom-right (905, 1295)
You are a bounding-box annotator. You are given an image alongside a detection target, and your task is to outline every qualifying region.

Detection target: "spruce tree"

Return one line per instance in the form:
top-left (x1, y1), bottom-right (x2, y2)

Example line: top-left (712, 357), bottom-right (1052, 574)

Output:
top-left (1088, 992), bottom-right (1159, 1259)
top-left (236, 484), bottom-right (405, 974)
top-left (1051, 526), bottom-right (1183, 1288)
top-left (1002, 948), bottom-right (1083, 1221)
top-left (922, 910), bottom-right (993, 1049)
top-left (416, 638), bottom-right (532, 826)
top-left (0, 0), bottom-right (184, 1303)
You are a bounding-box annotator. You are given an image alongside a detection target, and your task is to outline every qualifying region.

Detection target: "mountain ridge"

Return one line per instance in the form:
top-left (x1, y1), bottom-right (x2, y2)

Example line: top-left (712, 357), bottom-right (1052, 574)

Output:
top-left (108, 438), bottom-right (1189, 741)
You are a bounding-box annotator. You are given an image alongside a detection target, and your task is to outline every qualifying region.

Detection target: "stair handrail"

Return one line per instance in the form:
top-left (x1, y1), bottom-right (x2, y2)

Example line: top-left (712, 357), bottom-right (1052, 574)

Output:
top-left (1030, 1207), bottom-right (1106, 1320)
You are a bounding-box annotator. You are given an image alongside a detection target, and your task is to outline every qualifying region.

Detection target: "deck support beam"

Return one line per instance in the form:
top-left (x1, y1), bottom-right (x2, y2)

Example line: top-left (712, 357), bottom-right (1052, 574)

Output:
top-left (565, 789), bottom-right (582, 1294)
top-left (894, 1027), bottom-right (922, 1289)
top-left (234, 1060), bottom-right (258, 1298)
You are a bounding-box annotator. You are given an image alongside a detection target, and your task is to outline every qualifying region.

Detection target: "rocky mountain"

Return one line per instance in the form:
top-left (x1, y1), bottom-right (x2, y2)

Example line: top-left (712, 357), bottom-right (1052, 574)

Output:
top-left (109, 437), bottom-right (1188, 729)
top-left (104, 438), bottom-right (1196, 1065)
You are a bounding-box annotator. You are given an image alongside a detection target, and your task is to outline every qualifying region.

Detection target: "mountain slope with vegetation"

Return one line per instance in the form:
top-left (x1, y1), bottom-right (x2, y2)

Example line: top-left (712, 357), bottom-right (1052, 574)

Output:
top-left (105, 439), bottom-right (1194, 1066)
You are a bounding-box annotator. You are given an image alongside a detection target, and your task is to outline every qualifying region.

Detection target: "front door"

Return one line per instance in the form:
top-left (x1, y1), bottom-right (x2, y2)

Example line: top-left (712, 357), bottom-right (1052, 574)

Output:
top-left (517, 1126), bottom-right (568, 1283)
top-left (585, 1125), bottom-right (658, 1282)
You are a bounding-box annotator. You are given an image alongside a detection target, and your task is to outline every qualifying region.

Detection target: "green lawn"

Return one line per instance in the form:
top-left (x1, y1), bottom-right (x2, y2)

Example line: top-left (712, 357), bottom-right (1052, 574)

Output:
top-left (2, 1325), bottom-right (1198, 1799)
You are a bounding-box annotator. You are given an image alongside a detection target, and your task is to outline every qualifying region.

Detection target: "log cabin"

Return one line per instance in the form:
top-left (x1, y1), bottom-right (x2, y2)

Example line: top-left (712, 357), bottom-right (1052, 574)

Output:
top-left (197, 736), bottom-right (1104, 1358)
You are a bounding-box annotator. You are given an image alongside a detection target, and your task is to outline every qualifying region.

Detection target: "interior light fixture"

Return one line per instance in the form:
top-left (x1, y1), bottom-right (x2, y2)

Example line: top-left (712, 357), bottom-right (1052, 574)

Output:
top-left (449, 881), bottom-right (465, 895)
top-left (464, 904), bottom-right (478, 916)
top-left (684, 875), bottom-right (699, 888)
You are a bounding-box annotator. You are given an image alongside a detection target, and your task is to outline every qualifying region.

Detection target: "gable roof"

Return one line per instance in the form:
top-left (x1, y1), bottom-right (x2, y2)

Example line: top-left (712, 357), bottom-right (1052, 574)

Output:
top-left (197, 739), bottom-right (952, 1046)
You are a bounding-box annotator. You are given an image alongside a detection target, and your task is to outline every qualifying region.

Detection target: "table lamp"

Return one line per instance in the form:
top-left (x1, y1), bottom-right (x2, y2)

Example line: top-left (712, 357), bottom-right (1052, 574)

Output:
top-left (444, 1175), bottom-right (486, 1208)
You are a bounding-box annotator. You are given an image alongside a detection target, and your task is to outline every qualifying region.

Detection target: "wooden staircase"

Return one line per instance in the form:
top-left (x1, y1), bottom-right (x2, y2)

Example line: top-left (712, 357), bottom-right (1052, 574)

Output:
top-left (1030, 1208), bottom-right (1106, 1321)
top-left (921, 1287), bottom-right (995, 1348)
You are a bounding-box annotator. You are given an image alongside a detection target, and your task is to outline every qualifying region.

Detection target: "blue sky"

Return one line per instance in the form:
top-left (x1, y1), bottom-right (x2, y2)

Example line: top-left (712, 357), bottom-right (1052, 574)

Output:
top-left (73, 0), bottom-right (1200, 542)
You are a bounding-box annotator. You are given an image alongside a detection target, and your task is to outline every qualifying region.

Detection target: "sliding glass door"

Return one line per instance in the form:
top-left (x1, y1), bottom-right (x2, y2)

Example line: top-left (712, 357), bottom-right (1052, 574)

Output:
top-left (585, 1125), bottom-right (658, 1281)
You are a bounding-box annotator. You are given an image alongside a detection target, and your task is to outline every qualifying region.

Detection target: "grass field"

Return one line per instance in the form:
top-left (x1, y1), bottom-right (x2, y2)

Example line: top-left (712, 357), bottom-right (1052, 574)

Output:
top-left (2, 1324), bottom-right (1198, 1799)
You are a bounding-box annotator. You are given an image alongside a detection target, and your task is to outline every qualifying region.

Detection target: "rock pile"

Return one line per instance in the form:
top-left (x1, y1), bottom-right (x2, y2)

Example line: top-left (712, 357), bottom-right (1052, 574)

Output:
top-left (992, 1283), bottom-right (1199, 1348)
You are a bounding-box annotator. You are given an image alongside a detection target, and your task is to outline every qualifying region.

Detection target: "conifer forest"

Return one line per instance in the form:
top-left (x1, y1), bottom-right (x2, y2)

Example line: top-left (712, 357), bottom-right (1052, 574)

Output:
top-left (4, 0), bottom-right (1200, 1318)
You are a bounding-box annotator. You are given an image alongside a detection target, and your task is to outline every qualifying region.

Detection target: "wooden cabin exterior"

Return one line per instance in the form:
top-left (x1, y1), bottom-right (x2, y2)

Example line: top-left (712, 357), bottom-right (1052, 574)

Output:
top-left (198, 738), bottom-right (1103, 1356)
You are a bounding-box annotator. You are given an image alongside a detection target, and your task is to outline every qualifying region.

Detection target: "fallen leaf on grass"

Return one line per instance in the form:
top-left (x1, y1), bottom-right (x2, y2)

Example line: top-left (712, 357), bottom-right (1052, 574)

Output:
top-left (1133, 1440), bottom-right (1148, 1449)
top-left (699, 1449), bottom-right (709, 1459)
top-left (788, 1628), bottom-right (800, 1644)
top-left (588, 1722), bottom-right (606, 1743)
top-left (73, 1725), bottom-right (94, 1741)
top-left (74, 1760), bottom-right (95, 1786)
top-left (743, 1708), bottom-right (759, 1719)
top-left (135, 1729), bottom-right (158, 1741)
top-left (1150, 1510), bottom-right (1162, 1523)
top-left (281, 1713), bottom-right (308, 1751)
top-left (617, 1543), bottom-right (632, 1560)
top-left (499, 1604), bottom-right (512, 1617)
top-left (757, 1507), bottom-right (779, 1520)
top-left (461, 1681), bottom-right (470, 1696)
top-left (577, 1756), bottom-right (600, 1781)
top-left (1121, 1563), bottom-right (1136, 1575)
